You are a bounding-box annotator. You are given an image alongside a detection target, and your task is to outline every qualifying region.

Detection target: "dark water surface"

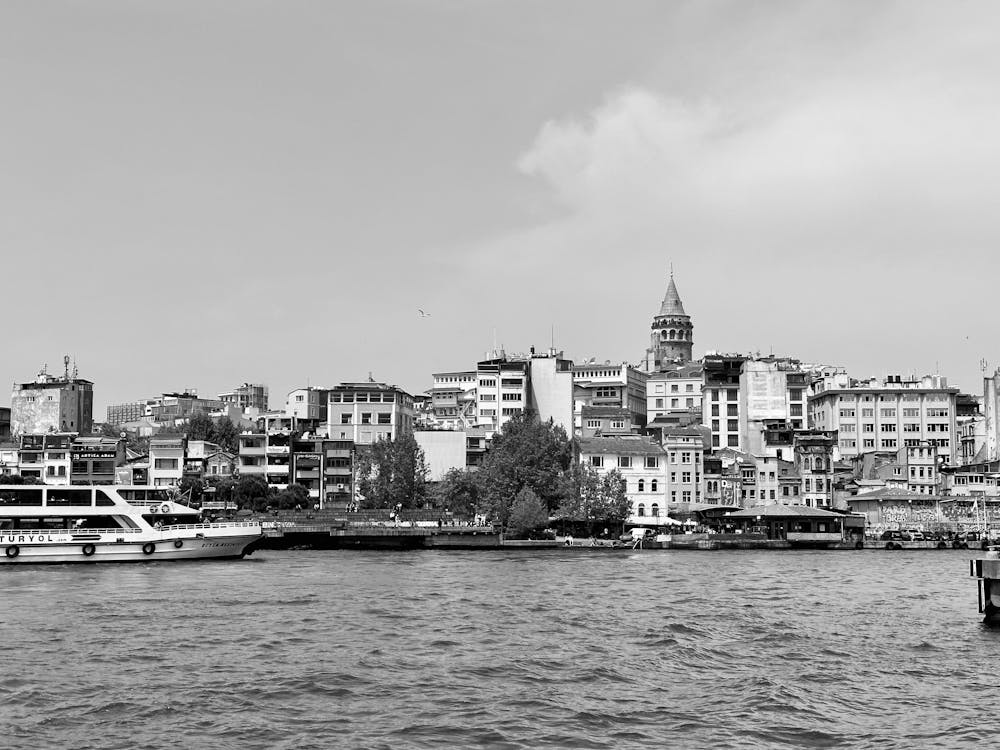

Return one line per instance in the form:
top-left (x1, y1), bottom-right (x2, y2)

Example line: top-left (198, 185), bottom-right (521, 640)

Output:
top-left (1, 549), bottom-right (995, 749)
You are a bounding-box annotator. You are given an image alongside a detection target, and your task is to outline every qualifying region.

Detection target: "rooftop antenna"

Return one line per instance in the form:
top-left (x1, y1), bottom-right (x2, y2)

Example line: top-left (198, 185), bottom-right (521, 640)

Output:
top-left (71, 357), bottom-right (78, 379)
top-left (63, 355), bottom-right (70, 380)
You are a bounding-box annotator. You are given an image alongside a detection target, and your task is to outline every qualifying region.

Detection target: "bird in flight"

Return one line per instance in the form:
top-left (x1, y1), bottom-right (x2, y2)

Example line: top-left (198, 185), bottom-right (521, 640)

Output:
top-left (418, 309), bottom-right (431, 317)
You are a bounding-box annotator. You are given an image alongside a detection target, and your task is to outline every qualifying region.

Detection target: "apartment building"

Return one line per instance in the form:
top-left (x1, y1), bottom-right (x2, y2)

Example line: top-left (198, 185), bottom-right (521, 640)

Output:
top-left (809, 374), bottom-right (958, 462)
top-left (219, 383), bottom-right (269, 412)
top-left (662, 426), bottom-right (705, 506)
top-left (578, 435), bottom-right (667, 520)
top-left (646, 361), bottom-right (703, 424)
top-left (148, 436), bottom-right (186, 487)
top-left (11, 362), bottom-right (94, 436)
top-left (475, 357), bottom-right (529, 433)
top-left (573, 362), bottom-right (648, 436)
top-left (327, 382), bottom-right (415, 445)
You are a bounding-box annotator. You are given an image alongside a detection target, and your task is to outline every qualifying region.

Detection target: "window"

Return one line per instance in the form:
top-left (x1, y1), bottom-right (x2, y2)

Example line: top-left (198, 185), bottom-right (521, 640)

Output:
top-left (863, 439), bottom-right (875, 448)
top-left (596, 387), bottom-right (618, 398)
top-left (671, 384), bottom-right (679, 393)
top-left (789, 389), bottom-right (803, 401)
top-left (361, 413), bottom-right (372, 424)
top-left (728, 420), bottom-right (738, 432)
top-left (728, 435), bottom-right (739, 447)
top-left (296, 395), bottom-right (304, 402)
top-left (903, 408), bottom-right (920, 417)
top-left (637, 504), bottom-right (645, 517)
top-left (651, 503), bottom-right (659, 517)
top-left (671, 399), bottom-right (679, 408)
top-left (841, 424), bottom-right (856, 433)
top-left (839, 409), bottom-right (856, 418)
top-left (611, 420), bottom-right (625, 429)
top-left (712, 420), bottom-right (720, 431)
top-left (682, 491), bottom-right (691, 502)
top-left (863, 424), bottom-right (875, 432)
top-left (618, 456), bottom-right (632, 469)
top-left (644, 456), bottom-right (658, 468)
top-left (154, 459), bottom-right (178, 470)
top-left (655, 398), bottom-right (663, 408)
top-left (727, 404), bottom-right (738, 416)
top-left (479, 409), bottom-right (495, 417)
top-left (880, 423), bottom-right (896, 432)
top-left (682, 472), bottom-right (692, 483)
top-left (479, 379), bottom-right (496, 388)
top-left (501, 393), bottom-right (521, 401)
top-left (341, 414), bottom-right (351, 424)
top-left (790, 404), bottom-right (802, 417)
top-left (881, 439), bottom-right (897, 449)
top-left (686, 398), bottom-right (694, 408)
top-left (903, 423), bottom-right (920, 432)
top-left (711, 405), bottom-right (719, 417)
top-left (711, 390), bottom-right (719, 402)
top-left (727, 389), bottom-right (738, 401)
top-left (480, 394), bottom-right (496, 401)
top-left (586, 420), bottom-right (601, 428)
top-left (377, 413), bottom-right (391, 425)
top-left (651, 479), bottom-right (658, 492)
top-left (880, 409), bottom-right (897, 418)
top-left (590, 456), bottom-right (603, 468)
top-left (681, 452), bottom-right (691, 463)
top-left (862, 408), bottom-right (874, 417)
top-left (638, 479), bottom-right (645, 492)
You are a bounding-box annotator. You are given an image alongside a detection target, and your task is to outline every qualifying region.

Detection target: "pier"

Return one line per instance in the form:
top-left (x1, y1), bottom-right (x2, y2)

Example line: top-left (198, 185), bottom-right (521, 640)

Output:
top-left (970, 547), bottom-right (1000, 624)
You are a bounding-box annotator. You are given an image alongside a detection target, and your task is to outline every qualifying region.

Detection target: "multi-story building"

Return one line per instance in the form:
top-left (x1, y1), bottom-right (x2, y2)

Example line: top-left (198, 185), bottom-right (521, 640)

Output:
top-left (219, 383), bottom-right (269, 413)
top-left (528, 350), bottom-right (574, 433)
top-left (793, 431), bottom-right (837, 507)
top-left (0, 407), bottom-right (10, 440)
top-left (327, 382), bottom-right (415, 444)
top-left (0, 441), bottom-right (19, 476)
top-left (11, 361), bottom-right (94, 436)
top-left (475, 357), bottom-right (529, 433)
top-left (291, 435), bottom-right (355, 507)
top-left (662, 426), bottom-right (705, 507)
top-left (69, 436), bottom-right (125, 485)
top-left (151, 392), bottom-right (225, 424)
top-left (427, 371), bottom-right (478, 429)
top-left (644, 271), bottom-right (694, 371)
top-left (646, 361), bottom-right (703, 425)
top-left (702, 354), bottom-right (747, 450)
top-left (809, 374), bottom-right (959, 463)
top-left (578, 435), bottom-right (667, 521)
top-left (148, 436), bottom-right (186, 487)
top-left (573, 362), bottom-right (647, 437)
top-left (982, 370), bottom-right (1000, 463)
top-left (738, 358), bottom-right (809, 454)
top-left (18, 433), bottom-right (73, 484)
top-left (579, 406), bottom-right (634, 438)
top-left (237, 433), bottom-right (266, 478)
top-left (285, 387), bottom-right (330, 423)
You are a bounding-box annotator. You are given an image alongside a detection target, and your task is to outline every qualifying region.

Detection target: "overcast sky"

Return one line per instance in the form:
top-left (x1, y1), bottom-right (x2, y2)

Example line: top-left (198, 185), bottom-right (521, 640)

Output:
top-left (2, 1), bottom-right (998, 414)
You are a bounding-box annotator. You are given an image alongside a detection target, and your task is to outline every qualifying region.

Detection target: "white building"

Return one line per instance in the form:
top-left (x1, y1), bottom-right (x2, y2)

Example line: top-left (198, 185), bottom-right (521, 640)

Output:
top-left (578, 435), bottom-right (667, 521)
top-left (646, 362), bottom-right (704, 423)
top-left (148, 436), bottom-right (185, 487)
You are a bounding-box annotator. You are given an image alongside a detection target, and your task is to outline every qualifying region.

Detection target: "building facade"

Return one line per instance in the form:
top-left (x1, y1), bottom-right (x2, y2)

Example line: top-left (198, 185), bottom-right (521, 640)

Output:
top-left (219, 383), bottom-right (269, 412)
top-left (578, 435), bottom-right (668, 521)
top-left (327, 382), bottom-right (415, 445)
top-left (11, 364), bottom-right (94, 436)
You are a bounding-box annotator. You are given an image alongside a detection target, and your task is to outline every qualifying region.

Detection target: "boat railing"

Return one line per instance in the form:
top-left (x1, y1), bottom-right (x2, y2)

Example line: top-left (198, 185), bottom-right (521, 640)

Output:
top-left (1, 527), bottom-right (143, 536)
top-left (158, 522), bottom-right (261, 532)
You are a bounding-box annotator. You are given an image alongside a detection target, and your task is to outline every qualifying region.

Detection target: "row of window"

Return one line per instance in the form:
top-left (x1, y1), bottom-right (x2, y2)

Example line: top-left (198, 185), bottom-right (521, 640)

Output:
top-left (339, 413), bottom-right (393, 425)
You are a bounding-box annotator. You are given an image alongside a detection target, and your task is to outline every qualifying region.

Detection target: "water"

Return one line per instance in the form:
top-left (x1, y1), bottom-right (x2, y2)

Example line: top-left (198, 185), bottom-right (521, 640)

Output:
top-left (1, 549), bottom-right (995, 749)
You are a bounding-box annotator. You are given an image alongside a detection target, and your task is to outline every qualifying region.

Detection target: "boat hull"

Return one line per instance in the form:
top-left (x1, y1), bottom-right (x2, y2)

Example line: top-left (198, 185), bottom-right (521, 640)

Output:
top-left (0, 534), bottom-right (261, 564)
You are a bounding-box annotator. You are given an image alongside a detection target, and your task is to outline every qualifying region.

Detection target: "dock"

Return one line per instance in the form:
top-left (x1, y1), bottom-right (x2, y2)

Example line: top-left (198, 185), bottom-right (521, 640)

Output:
top-left (970, 548), bottom-right (1000, 624)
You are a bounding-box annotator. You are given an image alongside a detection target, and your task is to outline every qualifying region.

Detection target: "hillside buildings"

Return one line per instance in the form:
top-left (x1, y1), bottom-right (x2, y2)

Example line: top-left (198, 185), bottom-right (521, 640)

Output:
top-left (219, 383), bottom-right (269, 412)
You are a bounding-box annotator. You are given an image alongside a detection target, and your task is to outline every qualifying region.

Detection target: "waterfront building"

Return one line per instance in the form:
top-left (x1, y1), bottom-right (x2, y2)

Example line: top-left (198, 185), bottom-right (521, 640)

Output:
top-left (10, 361), bottom-right (94, 436)
top-left (940, 458), bottom-right (1000, 499)
top-left (573, 362), bottom-right (648, 437)
top-left (219, 383), bottom-right (269, 412)
top-left (69, 436), bottom-right (125, 485)
top-left (148, 435), bottom-right (186, 487)
top-left (702, 354), bottom-right (747, 450)
top-left (662, 426), bottom-right (705, 507)
top-left (646, 361), bottom-right (703, 425)
top-left (290, 435), bottom-right (354, 507)
top-left (237, 433), bottom-right (266, 479)
top-left (643, 271), bottom-right (694, 371)
top-left (327, 382), bottom-right (415, 444)
top-left (18, 433), bottom-right (73, 484)
top-left (578, 435), bottom-right (667, 520)
top-left (739, 358), bottom-right (809, 455)
top-left (205, 450), bottom-right (237, 479)
top-left (528, 350), bottom-right (574, 433)
top-left (809, 373), bottom-right (959, 463)
top-left (843, 488), bottom-right (947, 533)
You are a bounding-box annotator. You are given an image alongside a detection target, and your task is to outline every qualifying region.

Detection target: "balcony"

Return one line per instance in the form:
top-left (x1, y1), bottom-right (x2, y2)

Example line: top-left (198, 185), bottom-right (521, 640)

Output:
top-left (240, 446), bottom-right (266, 456)
top-left (296, 469), bottom-right (320, 480)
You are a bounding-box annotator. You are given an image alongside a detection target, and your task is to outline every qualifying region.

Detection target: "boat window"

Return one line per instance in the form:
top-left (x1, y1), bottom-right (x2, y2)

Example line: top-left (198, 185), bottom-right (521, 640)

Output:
top-left (96, 489), bottom-right (118, 507)
top-left (0, 488), bottom-right (44, 506)
top-left (72, 515), bottom-right (129, 530)
top-left (47, 489), bottom-right (94, 506)
top-left (148, 490), bottom-right (172, 503)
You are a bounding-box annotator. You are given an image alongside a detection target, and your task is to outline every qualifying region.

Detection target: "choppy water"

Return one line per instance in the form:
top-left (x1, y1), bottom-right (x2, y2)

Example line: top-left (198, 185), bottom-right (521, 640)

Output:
top-left (1, 549), bottom-right (995, 749)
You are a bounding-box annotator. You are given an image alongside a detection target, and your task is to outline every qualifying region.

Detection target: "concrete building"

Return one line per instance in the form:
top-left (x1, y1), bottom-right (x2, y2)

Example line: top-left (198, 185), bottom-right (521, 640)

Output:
top-left (1, 442), bottom-right (18, 477)
top-left (663, 426), bottom-right (705, 506)
top-left (69, 436), bottom-right (125, 485)
top-left (285, 387), bottom-right (330, 423)
top-left (18, 433), bottom-right (73, 484)
top-left (415, 430), bottom-right (468, 481)
top-left (573, 362), bottom-right (648, 437)
top-left (151, 392), bottom-right (225, 424)
top-left (809, 373), bottom-right (959, 463)
top-left (793, 431), bottom-right (837, 507)
top-left (528, 350), bottom-right (574, 433)
top-left (702, 354), bottom-right (747, 450)
top-left (219, 383), bottom-right (269, 412)
top-left (149, 435), bottom-right (186, 487)
top-left (578, 435), bottom-right (667, 521)
top-left (646, 361), bottom-right (703, 425)
top-left (475, 357), bottom-right (529, 433)
top-left (11, 362), bottom-right (94, 436)
top-left (427, 371), bottom-right (478, 429)
top-left (644, 272), bottom-right (694, 370)
top-left (0, 407), bottom-right (10, 441)
top-left (327, 382), bottom-right (415, 444)
top-left (579, 406), bottom-right (635, 438)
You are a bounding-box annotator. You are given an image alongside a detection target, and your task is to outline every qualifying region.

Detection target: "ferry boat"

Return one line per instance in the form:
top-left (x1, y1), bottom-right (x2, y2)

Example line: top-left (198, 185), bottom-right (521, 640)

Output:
top-left (0, 484), bottom-right (262, 564)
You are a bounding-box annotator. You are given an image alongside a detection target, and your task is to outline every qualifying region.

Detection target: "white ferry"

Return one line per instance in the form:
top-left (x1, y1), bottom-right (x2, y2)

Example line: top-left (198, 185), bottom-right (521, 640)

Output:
top-left (0, 484), bottom-right (262, 564)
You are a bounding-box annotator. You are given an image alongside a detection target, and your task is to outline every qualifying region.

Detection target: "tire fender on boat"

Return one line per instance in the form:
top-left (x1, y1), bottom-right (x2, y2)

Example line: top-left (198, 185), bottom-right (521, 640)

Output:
top-left (142, 542), bottom-right (156, 555)
top-left (5, 545), bottom-right (19, 558)
top-left (173, 539), bottom-right (183, 549)
top-left (82, 543), bottom-right (96, 557)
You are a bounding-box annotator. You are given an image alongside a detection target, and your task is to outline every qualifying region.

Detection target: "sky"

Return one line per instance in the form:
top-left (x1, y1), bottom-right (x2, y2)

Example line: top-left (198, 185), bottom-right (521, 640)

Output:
top-left (2, 0), bottom-right (999, 415)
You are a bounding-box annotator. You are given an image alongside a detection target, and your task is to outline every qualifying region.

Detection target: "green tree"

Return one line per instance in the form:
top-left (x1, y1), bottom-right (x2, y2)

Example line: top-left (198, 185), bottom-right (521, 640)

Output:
top-left (356, 433), bottom-right (429, 509)
top-left (178, 476), bottom-right (204, 505)
top-left (274, 483), bottom-right (310, 510)
top-left (186, 412), bottom-right (215, 442)
top-left (210, 417), bottom-right (240, 453)
top-left (506, 487), bottom-right (549, 537)
top-left (597, 469), bottom-right (631, 525)
top-left (234, 474), bottom-right (270, 511)
top-left (555, 465), bottom-right (631, 530)
top-left (475, 413), bottom-right (572, 524)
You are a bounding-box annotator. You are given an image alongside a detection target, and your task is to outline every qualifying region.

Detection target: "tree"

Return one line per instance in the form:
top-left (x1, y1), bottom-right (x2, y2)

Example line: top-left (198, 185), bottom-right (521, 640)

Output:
top-left (274, 483), bottom-right (310, 510)
top-left (506, 487), bottom-right (549, 537)
top-left (210, 417), bottom-right (240, 453)
top-left (234, 475), bottom-right (270, 511)
top-left (433, 468), bottom-right (480, 518)
top-left (178, 476), bottom-right (205, 505)
top-left (186, 412), bottom-right (215, 442)
top-left (475, 413), bottom-right (573, 525)
top-left (355, 433), bottom-right (429, 509)
top-left (555, 465), bottom-right (631, 531)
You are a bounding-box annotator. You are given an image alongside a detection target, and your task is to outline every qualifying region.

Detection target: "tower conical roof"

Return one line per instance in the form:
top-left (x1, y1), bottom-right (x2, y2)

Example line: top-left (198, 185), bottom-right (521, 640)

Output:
top-left (658, 275), bottom-right (686, 317)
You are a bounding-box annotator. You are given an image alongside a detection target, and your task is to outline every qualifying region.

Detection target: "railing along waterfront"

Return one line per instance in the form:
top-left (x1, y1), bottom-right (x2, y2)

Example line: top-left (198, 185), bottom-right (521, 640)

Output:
top-left (1, 528), bottom-right (143, 535)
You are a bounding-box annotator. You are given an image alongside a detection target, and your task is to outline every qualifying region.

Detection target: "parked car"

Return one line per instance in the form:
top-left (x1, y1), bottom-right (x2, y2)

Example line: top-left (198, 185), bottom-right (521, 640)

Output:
top-left (880, 530), bottom-right (912, 542)
top-left (903, 529), bottom-right (925, 541)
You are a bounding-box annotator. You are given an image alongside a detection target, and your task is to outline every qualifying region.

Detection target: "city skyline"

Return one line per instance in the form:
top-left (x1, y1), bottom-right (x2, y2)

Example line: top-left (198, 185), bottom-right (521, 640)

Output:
top-left (3, 1), bottom-right (999, 412)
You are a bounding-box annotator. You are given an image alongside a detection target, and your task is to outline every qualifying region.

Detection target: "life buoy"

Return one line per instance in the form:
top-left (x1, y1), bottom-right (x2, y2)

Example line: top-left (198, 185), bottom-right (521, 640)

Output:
top-left (173, 539), bottom-right (183, 549)
top-left (160, 504), bottom-right (171, 514)
top-left (142, 542), bottom-right (156, 555)
top-left (5, 545), bottom-right (19, 558)
top-left (82, 544), bottom-right (96, 557)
